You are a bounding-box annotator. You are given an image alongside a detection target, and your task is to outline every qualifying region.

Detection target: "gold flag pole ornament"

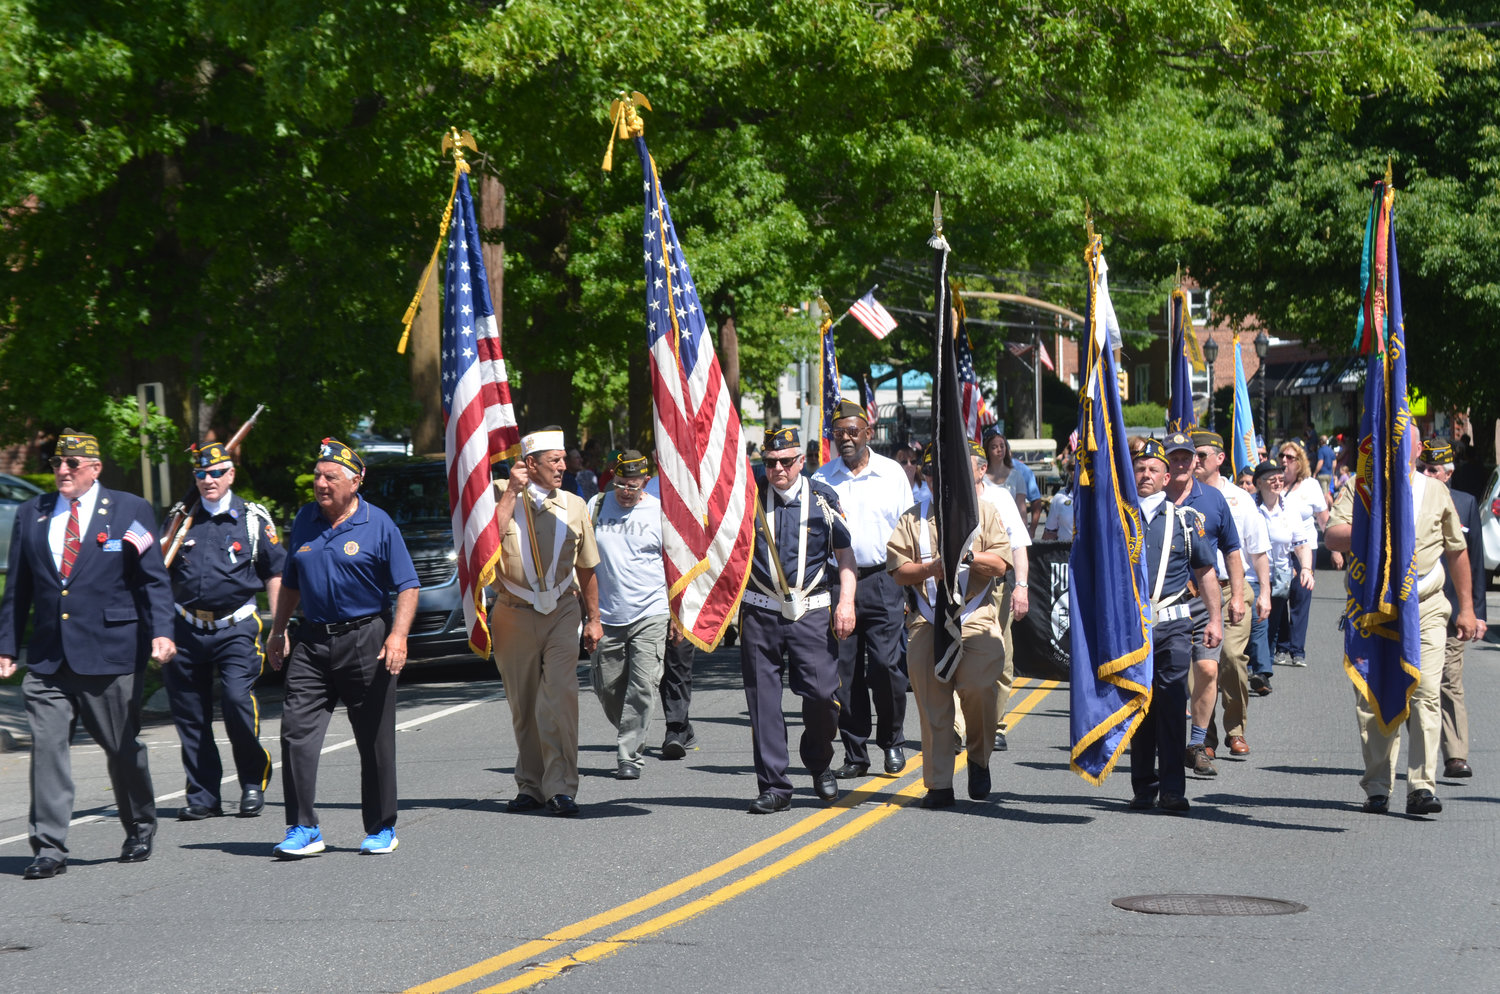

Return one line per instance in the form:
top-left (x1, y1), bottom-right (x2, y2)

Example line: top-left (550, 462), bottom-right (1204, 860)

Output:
top-left (602, 91), bottom-right (651, 172)
top-left (396, 128), bottom-right (477, 354)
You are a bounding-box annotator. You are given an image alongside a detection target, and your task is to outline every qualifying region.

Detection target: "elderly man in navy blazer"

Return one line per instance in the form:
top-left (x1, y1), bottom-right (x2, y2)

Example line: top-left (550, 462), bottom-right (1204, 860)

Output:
top-left (0, 430), bottom-right (176, 880)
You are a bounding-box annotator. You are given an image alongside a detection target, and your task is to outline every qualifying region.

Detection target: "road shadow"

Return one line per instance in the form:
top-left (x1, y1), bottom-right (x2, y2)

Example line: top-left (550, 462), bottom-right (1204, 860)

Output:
top-left (177, 841), bottom-right (275, 858)
top-left (1012, 761), bottom-right (1073, 773)
top-left (1262, 765), bottom-right (1365, 777)
top-left (684, 764), bottom-right (755, 777)
top-left (968, 795), bottom-right (1096, 825)
top-left (1189, 792), bottom-right (1354, 832)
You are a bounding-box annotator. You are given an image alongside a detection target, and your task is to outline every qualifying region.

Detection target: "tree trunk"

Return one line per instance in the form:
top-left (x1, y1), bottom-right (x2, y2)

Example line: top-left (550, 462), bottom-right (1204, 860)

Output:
top-left (718, 311), bottom-right (741, 415)
top-left (517, 367), bottom-right (575, 437)
top-left (409, 273), bottom-right (443, 456)
top-left (628, 346), bottom-right (652, 452)
top-left (479, 174), bottom-right (504, 348)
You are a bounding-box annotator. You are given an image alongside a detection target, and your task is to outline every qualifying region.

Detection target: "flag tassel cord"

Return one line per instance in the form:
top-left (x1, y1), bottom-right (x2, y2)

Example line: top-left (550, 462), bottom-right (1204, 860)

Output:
top-left (397, 128), bottom-right (475, 355)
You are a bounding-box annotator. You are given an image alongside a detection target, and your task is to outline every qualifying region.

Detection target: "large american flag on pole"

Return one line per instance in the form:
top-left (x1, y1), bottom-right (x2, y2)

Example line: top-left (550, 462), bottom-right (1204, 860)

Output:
top-left (633, 135), bottom-right (755, 651)
top-left (952, 287), bottom-right (995, 442)
top-left (442, 168), bottom-right (522, 657)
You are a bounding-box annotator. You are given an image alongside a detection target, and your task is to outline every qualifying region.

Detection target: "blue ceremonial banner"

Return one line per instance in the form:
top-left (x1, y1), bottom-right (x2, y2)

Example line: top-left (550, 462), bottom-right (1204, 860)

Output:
top-left (1342, 181), bottom-right (1421, 732)
top-left (1230, 333), bottom-right (1257, 474)
top-left (1069, 239), bottom-right (1153, 784)
top-left (1166, 288), bottom-right (1196, 433)
top-left (818, 317), bottom-right (839, 465)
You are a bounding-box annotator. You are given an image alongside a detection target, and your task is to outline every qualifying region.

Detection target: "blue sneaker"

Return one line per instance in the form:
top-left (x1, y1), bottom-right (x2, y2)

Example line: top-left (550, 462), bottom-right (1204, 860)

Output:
top-left (360, 826), bottom-right (398, 854)
top-left (273, 825), bottom-right (325, 858)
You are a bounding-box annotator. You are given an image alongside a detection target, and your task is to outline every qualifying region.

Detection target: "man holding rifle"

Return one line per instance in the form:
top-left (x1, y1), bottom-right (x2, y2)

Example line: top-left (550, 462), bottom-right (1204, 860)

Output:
top-left (162, 441), bottom-right (284, 820)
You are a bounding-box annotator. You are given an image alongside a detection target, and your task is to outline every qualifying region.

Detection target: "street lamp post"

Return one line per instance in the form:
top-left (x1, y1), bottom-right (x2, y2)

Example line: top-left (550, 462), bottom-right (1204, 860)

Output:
top-left (1254, 330), bottom-right (1270, 450)
top-left (1201, 335), bottom-right (1219, 431)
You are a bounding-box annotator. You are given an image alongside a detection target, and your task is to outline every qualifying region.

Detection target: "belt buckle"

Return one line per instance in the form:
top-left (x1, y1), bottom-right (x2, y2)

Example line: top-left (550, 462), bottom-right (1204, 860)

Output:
top-left (780, 592), bottom-right (806, 622)
top-left (194, 609), bottom-right (215, 624)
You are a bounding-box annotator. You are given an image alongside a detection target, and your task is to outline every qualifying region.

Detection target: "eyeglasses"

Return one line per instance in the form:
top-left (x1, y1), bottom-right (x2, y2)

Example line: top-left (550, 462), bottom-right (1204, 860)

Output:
top-left (195, 468), bottom-right (231, 480)
top-left (48, 456), bottom-right (89, 471)
top-left (613, 480), bottom-right (644, 492)
top-left (763, 456), bottom-right (800, 470)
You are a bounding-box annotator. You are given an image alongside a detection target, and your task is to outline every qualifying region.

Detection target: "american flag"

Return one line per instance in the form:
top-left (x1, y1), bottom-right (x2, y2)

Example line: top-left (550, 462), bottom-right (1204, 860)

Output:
top-left (123, 519), bottom-right (154, 556)
top-left (848, 288), bottom-right (897, 339)
top-left (633, 136), bottom-right (755, 651)
top-left (859, 374), bottom-right (879, 423)
top-left (952, 288), bottom-right (995, 442)
top-left (818, 318), bottom-right (839, 465)
top-left (441, 169), bottom-right (521, 658)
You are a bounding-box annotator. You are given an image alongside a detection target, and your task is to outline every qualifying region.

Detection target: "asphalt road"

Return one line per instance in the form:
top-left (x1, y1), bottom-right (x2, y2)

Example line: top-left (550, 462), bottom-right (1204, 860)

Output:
top-left (3, 573), bottom-right (1499, 994)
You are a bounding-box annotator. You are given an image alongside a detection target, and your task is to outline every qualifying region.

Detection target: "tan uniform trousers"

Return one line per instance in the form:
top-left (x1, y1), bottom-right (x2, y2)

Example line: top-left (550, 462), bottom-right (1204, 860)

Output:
top-left (995, 576), bottom-right (1016, 733)
top-left (1357, 592), bottom-right (1448, 798)
top-left (492, 595), bottom-right (582, 801)
top-left (1207, 588), bottom-right (1252, 747)
top-left (1441, 635), bottom-right (1469, 762)
top-left (907, 620), bottom-right (1005, 791)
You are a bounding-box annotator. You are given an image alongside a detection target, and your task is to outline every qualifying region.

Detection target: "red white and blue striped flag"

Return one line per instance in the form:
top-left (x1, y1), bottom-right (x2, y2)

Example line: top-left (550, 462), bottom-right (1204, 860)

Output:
top-left (633, 135), bottom-right (755, 651)
top-left (442, 169), bottom-right (521, 658)
top-left (860, 374), bottom-right (879, 424)
top-left (848, 288), bottom-right (897, 339)
top-left (952, 288), bottom-right (995, 442)
top-left (123, 520), bottom-right (154, 556)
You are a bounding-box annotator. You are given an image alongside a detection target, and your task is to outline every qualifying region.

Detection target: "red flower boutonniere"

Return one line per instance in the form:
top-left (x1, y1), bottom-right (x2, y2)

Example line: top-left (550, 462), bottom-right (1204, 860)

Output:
top-left (96, 532), bottom-right (108, 545)
top-left (231, 541), bottom-right (242, 553)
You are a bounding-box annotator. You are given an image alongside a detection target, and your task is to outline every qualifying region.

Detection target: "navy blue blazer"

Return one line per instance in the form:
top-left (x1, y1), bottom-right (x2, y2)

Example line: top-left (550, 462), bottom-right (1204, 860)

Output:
top-left (0, 486), bottom-right (175, 676)
top-left (1446, 488), bottom-right (1487, 623)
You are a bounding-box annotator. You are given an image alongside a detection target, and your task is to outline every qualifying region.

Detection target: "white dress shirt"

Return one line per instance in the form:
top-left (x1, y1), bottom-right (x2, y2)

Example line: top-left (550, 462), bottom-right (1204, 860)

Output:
top-left (813, 449), bottom-right (912, 569)
top-left (49, 482), bottom-right (101, 573)
top-left (980, 483), bottom-right (1032, 550)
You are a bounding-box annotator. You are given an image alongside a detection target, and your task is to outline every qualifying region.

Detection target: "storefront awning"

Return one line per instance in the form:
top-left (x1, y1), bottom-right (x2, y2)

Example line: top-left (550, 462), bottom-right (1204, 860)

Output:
top-left (1259, 357), bottom-right (1364, 397)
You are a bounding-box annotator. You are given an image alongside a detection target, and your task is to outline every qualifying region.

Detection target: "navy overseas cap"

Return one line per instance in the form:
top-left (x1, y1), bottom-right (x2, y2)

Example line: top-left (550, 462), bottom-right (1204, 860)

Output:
top-left (764, 425), bottom-right (800, 451)
top-left (192, 441), bottom-right (232, 468)
top-left (1191, 429), bottom-right (1224, 450)
top-left (317, 437), bottom-right (365, 476)
top-left (1136, 438), bottom-right (1168, 466)
top-left (834, 398), bottom-right (868, 423)
top-left (1252, 459), bottom-right (1279, 483)
top-left (57, 429), bottom-right (101, 459)
top-left (1163, 431), bottom-right (1196, 455)
top-left (615, 449), bottom-right (650, 477)
top-left (1420, 438), bottom-right (1455, 466)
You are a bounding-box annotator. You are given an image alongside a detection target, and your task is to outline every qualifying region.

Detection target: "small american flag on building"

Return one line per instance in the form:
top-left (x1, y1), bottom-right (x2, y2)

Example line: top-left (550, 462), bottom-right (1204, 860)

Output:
top-left (442, 169), bottom-right (521, 658)
top-left (860, 374), bottom-right (879, 424)
top-left (633, 135), bottom-right (755, 651)
top-left (848, 288), bottom-right (897, 339)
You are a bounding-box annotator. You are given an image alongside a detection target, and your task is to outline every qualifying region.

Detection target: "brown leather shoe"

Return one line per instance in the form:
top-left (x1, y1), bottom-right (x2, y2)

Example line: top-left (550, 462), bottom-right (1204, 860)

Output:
top-left (1445, 758), bottom-right (1473, 779)
top-left (1227, 735), bottom-right (1249, 757)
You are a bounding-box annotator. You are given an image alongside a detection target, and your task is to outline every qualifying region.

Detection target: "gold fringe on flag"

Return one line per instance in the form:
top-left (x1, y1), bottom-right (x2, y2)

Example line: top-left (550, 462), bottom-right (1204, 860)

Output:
top-left (601, 91), bottom-right (651, 173)
top-left (396, 128), bottom-right (476, 355)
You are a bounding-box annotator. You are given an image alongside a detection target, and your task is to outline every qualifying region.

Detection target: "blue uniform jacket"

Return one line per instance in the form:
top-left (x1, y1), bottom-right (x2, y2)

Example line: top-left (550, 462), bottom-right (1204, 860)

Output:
top-left (750, 477), bottom-right (850, 595)
top-left (0, 487), bottom-right (175, 675)
top-left (1143, 502), bottom-right (1216, 601)
top-left (167, 494), bottom-right (286, 613)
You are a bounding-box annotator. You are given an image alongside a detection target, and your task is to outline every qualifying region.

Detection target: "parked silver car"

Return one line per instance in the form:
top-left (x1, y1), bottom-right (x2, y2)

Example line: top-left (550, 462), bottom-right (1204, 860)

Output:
top-left (0, 473), bottom-right (45, 572)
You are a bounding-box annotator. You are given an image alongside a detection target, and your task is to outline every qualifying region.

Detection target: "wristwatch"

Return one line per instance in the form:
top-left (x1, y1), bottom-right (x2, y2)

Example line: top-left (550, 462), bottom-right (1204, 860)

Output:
top-left (1015, 580), bottom-right (1029, 588)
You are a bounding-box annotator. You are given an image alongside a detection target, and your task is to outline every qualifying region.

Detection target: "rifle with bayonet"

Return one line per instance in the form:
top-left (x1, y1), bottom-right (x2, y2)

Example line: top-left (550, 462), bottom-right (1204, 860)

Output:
top-left (159, 404), bottom-right (266, 567)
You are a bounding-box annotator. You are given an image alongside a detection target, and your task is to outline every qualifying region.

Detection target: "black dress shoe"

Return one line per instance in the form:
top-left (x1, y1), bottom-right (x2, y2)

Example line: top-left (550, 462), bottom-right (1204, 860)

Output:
top-left (239, 786), bottom-right (265, 817)
top-left (1362, 794), bottom-right (1389, 814)
top-left (1445, 758), bottom-right (1473, 779)
top-left (1127, 792), bottom-right (1156, 811)
top-left (968, 762), bottom-right (992, 801)
top-left (119, 836), bottom-right (152, 863)
top-left (920, 788), bottom-right (955, 809)
top-left (506, 793), bottom-right (545, 813)
top-left (1406, 789), bottom-right (1442, 815)
top-left (1157, 793), bottom-right (1190, 813)
top-left (747, 791), bottom-right (790, 814)
top-left (23, 856), bottom-right (66, 880)
top-left (546, 794), bottom-right (580, 817)
top-left (178, 803), bottom-right (223, 821)
top-left (993, 730), bottom-right (1008, 752)
top-left (834, 761), bottom-right (869, 780)
top-left (814, 769), bottom-right (839, 802)
top-left (883, 746), bottom-right (906, 775)
top-left (660, 738), bottom-right (687, 760)
top-left (614, 762), bottom-right (642, 781)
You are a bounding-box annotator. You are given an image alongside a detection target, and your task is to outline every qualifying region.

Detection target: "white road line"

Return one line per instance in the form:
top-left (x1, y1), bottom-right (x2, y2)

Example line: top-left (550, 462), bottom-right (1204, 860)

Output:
top-left (0, 694), bottom-right (500, 848)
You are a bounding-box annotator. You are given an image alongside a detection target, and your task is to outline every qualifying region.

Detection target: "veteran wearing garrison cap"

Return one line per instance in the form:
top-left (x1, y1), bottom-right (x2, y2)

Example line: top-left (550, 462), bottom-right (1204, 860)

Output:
top-left (164, 441), bottom-right (284, 821)
top-left (813, 398), bottom-right (913, 779)
top-left (491, 427), bottom-right (601, 817)
top-left (0, 430), bottom-right (176, 879)
top-left (741, 425), bottom-right (857, 813)
top-left (267, 438), bottom-right (419, 857)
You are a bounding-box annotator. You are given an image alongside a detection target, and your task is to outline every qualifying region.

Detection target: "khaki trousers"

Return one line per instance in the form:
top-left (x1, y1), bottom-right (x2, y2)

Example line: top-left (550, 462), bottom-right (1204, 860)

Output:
top-left (1206, 601), bottom-right (1252, 747)
top-left (908, 621), bottom-right (1004, 791)
top-left (493, 596), bottom-right (582, 801)
top-left (1441, 635), bottom-right (1469, 762)
top-left (995, 576), bottom-right (1015, 733)
top-left (1357, 595), bottom-right (1447, 798)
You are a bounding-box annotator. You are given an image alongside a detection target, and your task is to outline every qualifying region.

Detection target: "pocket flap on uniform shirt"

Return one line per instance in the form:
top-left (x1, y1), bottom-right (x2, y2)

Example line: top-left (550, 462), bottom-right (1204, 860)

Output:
top-left (103, 607), bottom-right (138, 624)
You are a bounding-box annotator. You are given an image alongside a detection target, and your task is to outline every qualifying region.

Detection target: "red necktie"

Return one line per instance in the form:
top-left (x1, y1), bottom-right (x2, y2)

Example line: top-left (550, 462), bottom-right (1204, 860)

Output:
top-left (60, 499), bottom-right (80, 579)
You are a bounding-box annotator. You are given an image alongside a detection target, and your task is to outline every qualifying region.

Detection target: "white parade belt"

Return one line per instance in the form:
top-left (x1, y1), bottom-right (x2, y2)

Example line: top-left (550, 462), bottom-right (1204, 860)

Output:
top-left (500, 577), bottom-right (573, 615)
top-left (175, 601), bottom-right (258, 631)
top-left (742, 588), bottom-right (830, 617)
top-left (1155, 603), bottom-right (1191, 623)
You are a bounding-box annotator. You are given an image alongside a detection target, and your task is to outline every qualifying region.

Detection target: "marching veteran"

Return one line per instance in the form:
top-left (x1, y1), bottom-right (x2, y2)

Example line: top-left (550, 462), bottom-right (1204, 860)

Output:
top-left (887, 442), bottom-right (1012, 809)
top-left (1325, 428), bottom-right (1479, 816)
top-left (1129, 438), bottom-right (1221, 814)
top-left (164, 441), bottom-right (284, 820)
top-left (491, 427), bottom-right (602, 817)
top-left (266, 439), bottom-right (419, 857)
top-left (586, 449), bottom-right (669, 781)
top-left (0, 430), bottom-right (176, 879)
top-left (741, 426), bottom-right (857, 813)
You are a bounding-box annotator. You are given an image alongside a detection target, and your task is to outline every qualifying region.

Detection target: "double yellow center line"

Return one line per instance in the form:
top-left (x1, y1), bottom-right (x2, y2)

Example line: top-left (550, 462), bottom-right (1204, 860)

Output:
top-left (407, 678), bottom-right (1061, 994)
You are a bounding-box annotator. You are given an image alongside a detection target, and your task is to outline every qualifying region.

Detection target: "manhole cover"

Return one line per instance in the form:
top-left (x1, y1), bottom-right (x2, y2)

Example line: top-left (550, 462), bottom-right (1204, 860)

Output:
top-left (1113, 894), bottom-right (1307, 916)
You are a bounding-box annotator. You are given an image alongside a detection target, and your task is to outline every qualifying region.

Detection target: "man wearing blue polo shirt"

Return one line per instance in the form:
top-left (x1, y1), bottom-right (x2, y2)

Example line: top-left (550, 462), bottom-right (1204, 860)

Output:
top-left (266, 438), bottom-right (419, 858)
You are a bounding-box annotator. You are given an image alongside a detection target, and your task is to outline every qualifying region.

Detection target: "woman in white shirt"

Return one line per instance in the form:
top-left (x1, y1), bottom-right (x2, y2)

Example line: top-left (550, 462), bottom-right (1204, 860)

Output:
top-left (1259, 456), bottom-right (1318, 667)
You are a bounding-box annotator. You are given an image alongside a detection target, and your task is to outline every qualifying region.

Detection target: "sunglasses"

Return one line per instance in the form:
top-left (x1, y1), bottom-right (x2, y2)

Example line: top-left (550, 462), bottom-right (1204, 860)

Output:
top-left (896, 458), bottom-right (915, 466)
top-left (195, 467), bottom-right (231, 480)
top-left (831, 428), bottom-right (863, 440)
top-left (763, 456), bottom-right (800, 469)
top-left (49, 456), bottom-right (89, 471)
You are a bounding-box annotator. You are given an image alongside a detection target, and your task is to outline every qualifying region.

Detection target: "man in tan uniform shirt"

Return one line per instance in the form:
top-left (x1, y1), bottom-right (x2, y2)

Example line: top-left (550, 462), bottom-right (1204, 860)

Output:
top-left (887, 445), bottom-right (1012, 808)
top-left (491, 427), bottom-right (602, 817)
top-left (1326, 430), bottom-right (1478, 815)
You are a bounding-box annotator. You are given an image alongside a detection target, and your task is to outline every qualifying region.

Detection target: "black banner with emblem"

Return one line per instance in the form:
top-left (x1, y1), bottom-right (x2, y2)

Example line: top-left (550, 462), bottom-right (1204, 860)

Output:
top-left (1013, 539), bottom-right (1072, 681)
